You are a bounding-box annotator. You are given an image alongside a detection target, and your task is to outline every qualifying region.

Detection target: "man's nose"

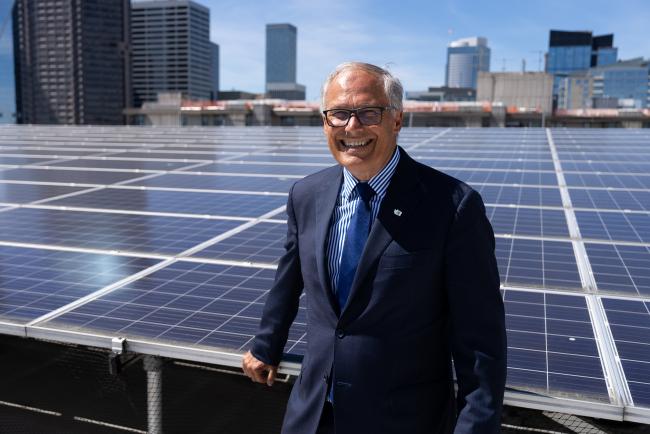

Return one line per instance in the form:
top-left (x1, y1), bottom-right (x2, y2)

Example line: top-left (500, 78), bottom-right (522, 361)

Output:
top-left (345, 113), bottom-right (363, 131)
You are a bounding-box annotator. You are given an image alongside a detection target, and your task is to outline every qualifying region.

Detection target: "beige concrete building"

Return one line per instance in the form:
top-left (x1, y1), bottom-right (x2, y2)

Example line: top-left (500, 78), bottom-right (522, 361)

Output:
top-left (477, 72), bottom-right (554, 114)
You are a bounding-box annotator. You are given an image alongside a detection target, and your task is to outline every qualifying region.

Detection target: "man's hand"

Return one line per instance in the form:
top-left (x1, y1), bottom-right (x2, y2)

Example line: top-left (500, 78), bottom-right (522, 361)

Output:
top-left (242, 350), bottom-right (277, 386)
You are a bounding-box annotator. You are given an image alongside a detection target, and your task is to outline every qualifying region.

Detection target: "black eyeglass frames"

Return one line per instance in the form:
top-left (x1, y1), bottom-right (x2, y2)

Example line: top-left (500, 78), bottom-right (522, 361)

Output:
top-left (322, 106), bottom-right (394, 127)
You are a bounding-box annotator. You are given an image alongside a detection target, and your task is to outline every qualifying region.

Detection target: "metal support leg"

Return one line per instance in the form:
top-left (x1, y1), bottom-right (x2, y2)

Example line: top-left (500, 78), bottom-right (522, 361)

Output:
top-left (143, 356), bottom-right (163, 434)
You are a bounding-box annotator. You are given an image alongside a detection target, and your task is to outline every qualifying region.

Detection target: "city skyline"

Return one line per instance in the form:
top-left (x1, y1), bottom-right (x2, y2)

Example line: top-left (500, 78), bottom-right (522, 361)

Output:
top-left (1, 0), bottom-right (650, 122)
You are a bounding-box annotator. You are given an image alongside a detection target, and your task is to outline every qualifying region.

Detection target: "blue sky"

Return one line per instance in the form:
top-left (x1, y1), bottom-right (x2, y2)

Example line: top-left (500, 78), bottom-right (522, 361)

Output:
top-left (1, 0), bottom-right (650, 122)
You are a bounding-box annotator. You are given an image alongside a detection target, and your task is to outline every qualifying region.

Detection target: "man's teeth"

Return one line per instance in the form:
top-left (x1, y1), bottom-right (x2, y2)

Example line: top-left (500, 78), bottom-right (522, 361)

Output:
top-left (342, 139), bottom-right (369, 148)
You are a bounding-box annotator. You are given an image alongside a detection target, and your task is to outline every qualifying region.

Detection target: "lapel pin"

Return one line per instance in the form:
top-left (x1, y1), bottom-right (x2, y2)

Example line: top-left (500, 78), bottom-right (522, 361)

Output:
top-left (393, 209), bottom-right (403, 217)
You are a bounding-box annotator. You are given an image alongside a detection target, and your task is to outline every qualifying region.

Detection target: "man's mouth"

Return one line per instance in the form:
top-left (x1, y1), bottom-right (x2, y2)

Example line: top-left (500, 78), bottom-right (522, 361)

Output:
top-left (340, 139), bottom-right (371, 148)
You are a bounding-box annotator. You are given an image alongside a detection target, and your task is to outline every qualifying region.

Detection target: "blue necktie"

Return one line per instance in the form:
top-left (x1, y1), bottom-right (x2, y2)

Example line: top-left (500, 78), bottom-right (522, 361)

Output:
top-left (336, 182), bottom-right (375, 311)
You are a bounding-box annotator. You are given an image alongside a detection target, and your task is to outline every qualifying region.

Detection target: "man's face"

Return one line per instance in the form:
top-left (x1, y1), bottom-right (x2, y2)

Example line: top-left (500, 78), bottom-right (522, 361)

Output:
top-left (322, 69), bottom-right (403, 181)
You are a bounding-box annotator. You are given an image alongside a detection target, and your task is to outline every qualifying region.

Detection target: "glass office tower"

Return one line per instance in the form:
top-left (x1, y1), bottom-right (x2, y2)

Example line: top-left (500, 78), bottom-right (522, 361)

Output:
top-left (265, 23), bottom-right (305, 100)
top-left (445, 37), bottom-right (490, 89)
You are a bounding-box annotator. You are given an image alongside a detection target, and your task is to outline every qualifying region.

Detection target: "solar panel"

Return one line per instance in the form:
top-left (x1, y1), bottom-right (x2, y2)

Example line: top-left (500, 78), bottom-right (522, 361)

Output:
top-left (496, 238), bottom-right (582, 290)
top-left (0, 208), bottom-right (242, 255)
top-left (0, 183), bottom-right (89, 204)
top-left (564, 172), bottom-right (650, 189)
top-left (570, 188), bottom-right (650, 212)
top-left (1, 125), bottom-right (649, 422)
top-left (504, 289), bottom-right (610, 402)
top-left (124, 173), bottom-right (296, 193)
top-left (601, 297), bottom-right (650, 408)
top-left (50, 158), bottom-right (195, 171)
top-left (47, 188), bottom-right (287, 218)
top-left (0, 168), bottom-right (152, 184)
top-left (576, 211), bottom-right (650, 244)
top-left (0, 245), bottom-right (158, 324)
top-left (190, 221), bottom-right (286, 264)
top-left (487, 206), bottom-right (569, 238)
top-left (183, 161), bottom-right (327, 176)
top-left (587, 244), bottom-right (650, 296)
top-left (41, 261), bottom-right (306, 355)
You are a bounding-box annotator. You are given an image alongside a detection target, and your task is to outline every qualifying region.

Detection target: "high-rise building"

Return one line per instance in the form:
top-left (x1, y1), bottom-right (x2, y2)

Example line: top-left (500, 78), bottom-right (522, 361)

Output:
top-left (265, 23), bottom-right (305, 100)
top-left (131, 0), bottom-right (214, 106)
top-left (591, 58), bottom-right (650, 109)
top-left (546, 30), bottom-right (617, 75)
top-left (546, 30), bottom-right (618, 101)
top-left (210, 42), bottom-right (219, 100)
top-left (445, 37), bottom-right (490, 89)
top-left (12, 0), bottom-right (130, 125)
top-left (556, 58), bottom-right (649, 110)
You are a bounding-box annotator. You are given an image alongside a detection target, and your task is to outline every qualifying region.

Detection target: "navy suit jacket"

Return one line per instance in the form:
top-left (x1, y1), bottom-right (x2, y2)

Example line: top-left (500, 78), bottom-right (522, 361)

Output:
top-left (251, 147), bottom-right (507, 434)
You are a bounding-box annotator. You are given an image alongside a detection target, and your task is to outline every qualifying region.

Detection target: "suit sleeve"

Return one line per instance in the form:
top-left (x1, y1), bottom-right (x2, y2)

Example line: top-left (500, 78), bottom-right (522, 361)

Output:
top-left (250, 184), bottom-right (304, 366)
top-left (444, 189), bottom-right (507, 434)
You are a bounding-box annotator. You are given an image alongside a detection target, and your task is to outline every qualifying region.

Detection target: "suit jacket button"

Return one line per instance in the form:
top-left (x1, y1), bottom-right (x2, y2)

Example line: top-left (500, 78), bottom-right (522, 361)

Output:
top-left (336, 329), bottom-right (345, 339)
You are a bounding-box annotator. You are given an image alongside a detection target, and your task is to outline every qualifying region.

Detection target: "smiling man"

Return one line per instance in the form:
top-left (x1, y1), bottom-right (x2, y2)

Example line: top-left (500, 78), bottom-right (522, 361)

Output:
top-left (242, 62), bottom-right (507, 434)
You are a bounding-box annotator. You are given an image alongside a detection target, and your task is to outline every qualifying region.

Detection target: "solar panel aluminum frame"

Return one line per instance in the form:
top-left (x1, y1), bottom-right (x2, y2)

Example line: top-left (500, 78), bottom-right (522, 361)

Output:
top-left (0, 321), bottom-right (26, 337)
top-left (22, 322), bottom-right (638, 422)
top-left (25, 323), bottom-right (302, 376)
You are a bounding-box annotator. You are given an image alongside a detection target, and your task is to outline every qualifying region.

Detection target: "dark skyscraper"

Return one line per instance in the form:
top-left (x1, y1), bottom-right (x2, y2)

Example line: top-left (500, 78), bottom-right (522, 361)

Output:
top-left (12, 0), bottom-right (130, 125)
top-left (546, 30), bottom-right (617, 75)
top-left (265, 23), bottom-right (305, 100)
top-left (131, 0), bottom-right (214, 106)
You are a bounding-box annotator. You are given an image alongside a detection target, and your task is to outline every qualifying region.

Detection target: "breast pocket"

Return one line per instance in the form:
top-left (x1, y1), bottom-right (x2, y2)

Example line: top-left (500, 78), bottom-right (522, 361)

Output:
top-left (378, 250), bottom-right (433, 270)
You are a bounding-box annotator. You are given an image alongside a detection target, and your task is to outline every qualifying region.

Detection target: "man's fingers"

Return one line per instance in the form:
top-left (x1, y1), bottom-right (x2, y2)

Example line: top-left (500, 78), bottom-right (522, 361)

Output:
top-left (242, 351), bottom-right (277, 386)
top-left (266, 366), bottom-right (277, 386)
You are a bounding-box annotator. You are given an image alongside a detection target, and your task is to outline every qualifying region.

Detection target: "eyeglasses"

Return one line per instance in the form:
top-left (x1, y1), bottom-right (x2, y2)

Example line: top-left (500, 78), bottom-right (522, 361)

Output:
top-left (322, 106), bottom-right (393, 127)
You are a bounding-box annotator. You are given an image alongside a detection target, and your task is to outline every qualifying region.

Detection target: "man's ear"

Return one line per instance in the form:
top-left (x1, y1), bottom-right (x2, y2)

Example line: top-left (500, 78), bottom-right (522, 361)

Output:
top-left (393, 110), bottom-right (404, 133)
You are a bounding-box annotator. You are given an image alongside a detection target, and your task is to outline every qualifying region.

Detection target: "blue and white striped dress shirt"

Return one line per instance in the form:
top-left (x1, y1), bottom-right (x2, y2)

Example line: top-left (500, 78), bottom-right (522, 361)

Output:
top-left (326, 148), bottom-right (401, 293)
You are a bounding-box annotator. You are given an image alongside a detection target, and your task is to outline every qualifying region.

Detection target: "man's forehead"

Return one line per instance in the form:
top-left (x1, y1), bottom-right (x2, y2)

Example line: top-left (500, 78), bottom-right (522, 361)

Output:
top-left (325, 69), bottom-right (387, 102)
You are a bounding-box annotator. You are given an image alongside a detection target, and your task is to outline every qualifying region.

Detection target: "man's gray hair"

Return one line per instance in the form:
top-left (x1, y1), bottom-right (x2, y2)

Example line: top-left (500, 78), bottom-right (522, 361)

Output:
top-left (320, 62), bottom-right (404, 112)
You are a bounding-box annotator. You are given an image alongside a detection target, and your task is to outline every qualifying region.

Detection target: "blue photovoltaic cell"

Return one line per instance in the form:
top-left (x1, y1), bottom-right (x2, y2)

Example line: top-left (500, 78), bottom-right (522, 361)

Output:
top-left (496, 238), bottom-right (582, 290)
top-left (411, 150), bottom-right (552, 160)
top-left (2, 149), bottom-right (106, 157)
top-left (561, 161), bottom-right (650, 174)
top-left (107, 151), bottom-right (227, 160)
top-left (586, 243), bottom-right (650, 297)
top-left (575, 211), bottom-right (650, 244)
top-left (48, 188), bottom-right (287, 218)
top-left (126, 173), bottom-right (296, 193)
top-left (564, 173), bottom-right (650, 189)
top-left (442, 169), bottom-right (558, 186)
top-left (0, 156), bottom-right (52, 165)
top-left (563, 172), bottom-right (650, 190)
top-left (569, 189), bottom-right (650, 212)
top-left (182, 162), bottom-right (328, 176)
top-left (486, 206), bottom-right (569, 238)
top-left (0, 208), bottom-right (241, 255)
top-left (474, 185), bottom-right (562, 207)
top-left (569, 188), bottom-right (650, 211)
top-left (504, 290), bottom-right (609, 401)
top-left (237, 154), bottom-right (335, 164)
top-left (42, 261), bottom-right (306, 356)
top-left (50, 158), bottom-right (192, 171)
top-left (191, 222), bottom-right (286, 264)
top-left (0, 168), bottom-right (148, 184)
top-left (562, 153), bottom-right (650, 163)
top-left (0, 183), bottom-right (88, 204)
top-left (418, 158), bottom-right (555, 171)
top-left (0, 245), bottom-right (158, 324)
top-left (601, 298), bottom-right (650, 407)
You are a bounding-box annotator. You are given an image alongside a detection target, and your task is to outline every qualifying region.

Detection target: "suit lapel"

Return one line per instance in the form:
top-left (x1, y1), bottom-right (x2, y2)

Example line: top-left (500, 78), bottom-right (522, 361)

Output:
top-left (340, 148), bottom-right (421, 320)
top-left (315, 166), bottom-right (343, 314)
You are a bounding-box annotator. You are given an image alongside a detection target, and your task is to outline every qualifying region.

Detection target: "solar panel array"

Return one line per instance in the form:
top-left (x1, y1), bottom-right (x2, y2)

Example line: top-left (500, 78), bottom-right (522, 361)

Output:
top-left (1, 125), bottom-right (649, 423)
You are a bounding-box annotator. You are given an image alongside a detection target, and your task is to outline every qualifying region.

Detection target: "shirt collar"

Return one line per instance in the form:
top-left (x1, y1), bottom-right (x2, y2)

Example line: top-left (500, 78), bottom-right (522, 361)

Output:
top-left (341, 146), bottom-right (401, 202)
